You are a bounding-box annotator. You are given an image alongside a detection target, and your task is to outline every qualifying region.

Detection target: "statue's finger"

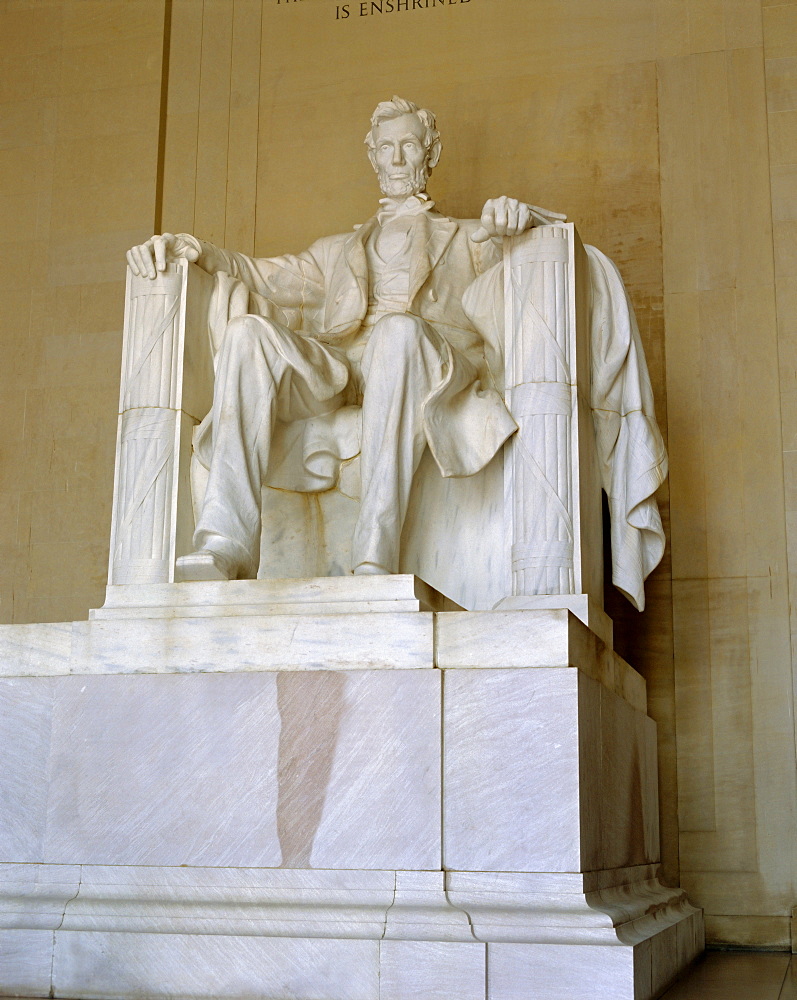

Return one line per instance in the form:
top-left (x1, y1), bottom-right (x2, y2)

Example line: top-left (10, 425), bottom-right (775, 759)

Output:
top-left (507, 204), bottom-right (523, 234)
top-left (126, 248), bottom-right (140, 276)
top-left (471, 226), bottom-right (491, 243)
top-left (129, 245), bottom-right (146, 276)
top-left (143, 246), bottom-right (156, 279)
top-left (145, 243), bottom-right (157, 279)
top-left (153, 235), bottom-right (167, 272)
top-left (133, 244), bottom-right (155, 279)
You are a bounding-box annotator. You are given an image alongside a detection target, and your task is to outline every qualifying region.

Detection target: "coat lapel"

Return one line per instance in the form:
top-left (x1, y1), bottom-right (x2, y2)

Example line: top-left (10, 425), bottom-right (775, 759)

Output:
top-left (323, 217), bottom-right (378, 335)
top-left (343, 217), bottom-right (376, 304)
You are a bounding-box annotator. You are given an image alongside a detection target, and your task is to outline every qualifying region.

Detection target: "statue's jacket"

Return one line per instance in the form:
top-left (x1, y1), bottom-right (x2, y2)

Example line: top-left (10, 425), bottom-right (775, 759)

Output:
top-left (185, 210), bottom-right (668, 612)
top-left (188, 211), bottom-right (518, 483)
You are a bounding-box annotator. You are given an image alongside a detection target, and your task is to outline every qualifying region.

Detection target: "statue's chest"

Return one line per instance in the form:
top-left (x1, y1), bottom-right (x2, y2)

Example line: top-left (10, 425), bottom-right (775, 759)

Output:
top-left (373, 221), bottom-right (412, 264)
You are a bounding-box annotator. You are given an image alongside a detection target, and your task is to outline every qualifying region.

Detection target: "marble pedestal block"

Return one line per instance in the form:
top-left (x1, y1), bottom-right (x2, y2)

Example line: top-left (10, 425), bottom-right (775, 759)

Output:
top-left (0, 579), bottom-right (702, 999)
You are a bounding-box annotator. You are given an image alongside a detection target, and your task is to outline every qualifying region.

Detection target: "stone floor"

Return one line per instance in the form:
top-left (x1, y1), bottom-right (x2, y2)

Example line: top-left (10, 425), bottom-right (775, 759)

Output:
top-left (661, 952), bottom-right (796, 999)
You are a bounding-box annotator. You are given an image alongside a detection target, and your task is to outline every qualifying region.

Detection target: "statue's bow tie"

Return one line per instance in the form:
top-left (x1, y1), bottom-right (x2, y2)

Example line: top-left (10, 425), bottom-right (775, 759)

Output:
top-left (377, 194), bottom-right (436, 225)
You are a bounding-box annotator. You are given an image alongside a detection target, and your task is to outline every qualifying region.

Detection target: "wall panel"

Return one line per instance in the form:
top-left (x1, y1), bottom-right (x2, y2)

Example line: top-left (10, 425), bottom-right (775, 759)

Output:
top-left (0, 0), bottom-right (167, 623)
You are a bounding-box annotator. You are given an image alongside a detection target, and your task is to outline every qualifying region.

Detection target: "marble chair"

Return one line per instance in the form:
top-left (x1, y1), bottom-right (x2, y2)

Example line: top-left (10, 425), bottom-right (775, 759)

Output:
top-left (106, 223), bottom-right (628, 637)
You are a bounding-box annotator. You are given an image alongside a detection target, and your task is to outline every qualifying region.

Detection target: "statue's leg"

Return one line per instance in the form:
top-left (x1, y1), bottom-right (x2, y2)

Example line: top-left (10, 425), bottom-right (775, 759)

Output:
top-left (179, 315), bottom-right (351, 582)
top-left (352, 313), bottom-right (447, 575)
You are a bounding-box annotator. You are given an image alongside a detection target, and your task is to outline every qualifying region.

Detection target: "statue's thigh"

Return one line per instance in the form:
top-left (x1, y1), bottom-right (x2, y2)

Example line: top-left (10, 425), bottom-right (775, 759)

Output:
top-left (227, 315), bottom-right (354, 422)
top-left (360, 313), bottom-right (447, 383)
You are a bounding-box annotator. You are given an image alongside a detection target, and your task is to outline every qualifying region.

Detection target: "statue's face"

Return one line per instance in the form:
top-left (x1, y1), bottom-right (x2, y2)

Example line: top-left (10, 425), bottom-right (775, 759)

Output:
top-left (371, 113), bottom-right (431, 198)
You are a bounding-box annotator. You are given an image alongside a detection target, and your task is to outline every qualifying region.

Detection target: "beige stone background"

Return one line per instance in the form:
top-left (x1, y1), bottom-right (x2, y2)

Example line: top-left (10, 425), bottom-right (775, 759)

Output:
top-left (0, 0), bottom-right (795, 951)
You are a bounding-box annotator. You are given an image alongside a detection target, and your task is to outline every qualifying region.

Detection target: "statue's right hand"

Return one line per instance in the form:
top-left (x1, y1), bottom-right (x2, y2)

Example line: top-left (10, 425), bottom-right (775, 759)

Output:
top-left (125, 233), bottom-right (200, 279)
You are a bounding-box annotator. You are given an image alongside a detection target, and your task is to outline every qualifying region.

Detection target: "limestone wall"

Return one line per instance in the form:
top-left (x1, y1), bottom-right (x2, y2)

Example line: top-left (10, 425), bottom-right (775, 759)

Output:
top-left (0, 0), bottom-right (166, 621)
top-left (0, 0), bottom-right (794, 951)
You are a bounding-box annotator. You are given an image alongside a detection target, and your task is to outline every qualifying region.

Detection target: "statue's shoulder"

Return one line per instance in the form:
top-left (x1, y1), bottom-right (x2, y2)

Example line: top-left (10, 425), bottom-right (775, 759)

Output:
top-left (308, 230), bottom-right (352, 250)
top-left (295, 229), bottom-right (359, 265)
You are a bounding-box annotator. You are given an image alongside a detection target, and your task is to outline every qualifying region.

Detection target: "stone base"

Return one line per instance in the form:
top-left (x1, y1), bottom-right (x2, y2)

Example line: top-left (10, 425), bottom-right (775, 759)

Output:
top-left (1, 867), bottom-right (702, 1000)
top-left (493, 592), bottom-right (613, 647)
top-left (0, 577), bottom-right (703, 999)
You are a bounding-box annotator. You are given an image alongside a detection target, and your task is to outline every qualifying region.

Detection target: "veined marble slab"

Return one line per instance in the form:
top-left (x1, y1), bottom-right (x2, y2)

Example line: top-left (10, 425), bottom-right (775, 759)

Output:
top-left (0, 929), bottom-right (54, 997)
top-left (446, 869), bottom-right (698, 946)
top-left (94, 574), bottom-right (463, 620)
top-left (53, 932), bottom-right (379, 1000)
top-left (379, 940), bottom-right (486, 1000)
top-left (0, 612), bottom-right (435, 677)
top-left (1, 864), bottom-right (397, 938)
top-left (0, 670), bottom-right (440, 871)
top-left (443, 667), bottom-right (658, 874)
top-left (0, 678), bottom-right (54, 862)
top-left (0, 623), bottom-right (71, 676)
top-left (493, 593), bottom-right (613, 647)
top-left (1, 862), bottom-right (700, 949)
top-left (70, 611), bottom-right (434, 674)
top-left (436, 608), bottom-right (646, 712)
top-left (0, 862), bottom-right (82, 930)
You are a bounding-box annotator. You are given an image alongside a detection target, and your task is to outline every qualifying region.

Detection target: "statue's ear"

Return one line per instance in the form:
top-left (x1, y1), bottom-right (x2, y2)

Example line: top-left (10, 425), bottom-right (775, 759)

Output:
top-left (427, 138), bottom-right (442, 170)
top-left (367, 147), bottom-right (379, 173)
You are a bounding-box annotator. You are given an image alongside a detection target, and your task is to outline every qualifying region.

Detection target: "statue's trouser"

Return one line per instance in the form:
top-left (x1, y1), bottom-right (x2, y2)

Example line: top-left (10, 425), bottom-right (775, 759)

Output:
top-left (194, 312), bottom-right (447, 576)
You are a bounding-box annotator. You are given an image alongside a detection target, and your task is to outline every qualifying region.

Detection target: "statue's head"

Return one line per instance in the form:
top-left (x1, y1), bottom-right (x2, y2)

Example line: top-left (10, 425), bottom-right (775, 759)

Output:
top-left (365, 96), bottom-right (442, 198)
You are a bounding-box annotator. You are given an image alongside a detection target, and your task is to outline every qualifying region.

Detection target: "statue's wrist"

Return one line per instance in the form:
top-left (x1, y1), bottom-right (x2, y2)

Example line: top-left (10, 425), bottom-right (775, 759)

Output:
top-left (175, 233), bottom-right (204, 261)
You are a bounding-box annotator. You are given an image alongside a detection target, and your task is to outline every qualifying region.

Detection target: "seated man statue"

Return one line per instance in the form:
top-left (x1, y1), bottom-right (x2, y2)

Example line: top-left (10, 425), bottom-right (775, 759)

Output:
top-left (127, 95), bottom-right (565, 582)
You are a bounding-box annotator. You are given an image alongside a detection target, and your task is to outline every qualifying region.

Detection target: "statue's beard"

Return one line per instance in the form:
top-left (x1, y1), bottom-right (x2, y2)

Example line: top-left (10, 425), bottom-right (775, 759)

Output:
top-left (378, 162), bottom-right (430, 198)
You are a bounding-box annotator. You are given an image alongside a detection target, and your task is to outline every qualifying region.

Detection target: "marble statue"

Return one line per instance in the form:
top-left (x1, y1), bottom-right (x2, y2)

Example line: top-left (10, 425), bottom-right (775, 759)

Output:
top-left (126, 96), bottom-right (566, 582)
top-left (125, 95), bottom-right (667, 610)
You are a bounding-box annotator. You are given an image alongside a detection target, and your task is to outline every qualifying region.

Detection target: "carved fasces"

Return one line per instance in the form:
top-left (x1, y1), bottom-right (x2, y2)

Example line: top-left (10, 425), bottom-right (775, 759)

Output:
top-left (503, 224), bottom-right (592, 598)
top-left (109, 262), bottom-right (213, 585)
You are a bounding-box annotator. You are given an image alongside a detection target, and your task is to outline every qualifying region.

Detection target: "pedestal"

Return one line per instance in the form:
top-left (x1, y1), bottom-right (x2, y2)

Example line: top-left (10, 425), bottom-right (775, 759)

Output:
top-left (0, 578), bottom-right (702, 999)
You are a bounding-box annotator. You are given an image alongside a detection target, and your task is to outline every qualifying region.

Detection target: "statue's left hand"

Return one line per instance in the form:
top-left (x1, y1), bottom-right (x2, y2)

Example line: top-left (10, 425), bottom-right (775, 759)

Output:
top-left (471, 197), bottom-right (567, 243)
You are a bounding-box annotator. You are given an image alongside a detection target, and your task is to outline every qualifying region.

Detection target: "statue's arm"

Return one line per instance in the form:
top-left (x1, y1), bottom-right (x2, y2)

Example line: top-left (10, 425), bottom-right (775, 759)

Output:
top-left (125, 233), bottom-right (326, 311)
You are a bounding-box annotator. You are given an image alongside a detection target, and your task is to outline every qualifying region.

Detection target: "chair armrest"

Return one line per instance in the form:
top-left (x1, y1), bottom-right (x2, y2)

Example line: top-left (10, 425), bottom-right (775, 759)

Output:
top-left (500, 223), bottom-right (603, 604)
top-left (108, 260), bottom-right (215, 586)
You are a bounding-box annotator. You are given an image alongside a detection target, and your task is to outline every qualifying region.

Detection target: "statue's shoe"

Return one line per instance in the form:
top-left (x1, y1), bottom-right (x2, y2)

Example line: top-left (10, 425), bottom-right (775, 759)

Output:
top-left (175, 548), bottom-right (239, 582)
top-left (352, 561), bottom-right (391, 576)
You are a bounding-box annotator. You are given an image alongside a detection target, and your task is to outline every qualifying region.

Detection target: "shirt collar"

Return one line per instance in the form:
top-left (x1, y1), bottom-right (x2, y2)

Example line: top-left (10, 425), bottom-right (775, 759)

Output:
top-left (377, 192), bottom-right (436, 226)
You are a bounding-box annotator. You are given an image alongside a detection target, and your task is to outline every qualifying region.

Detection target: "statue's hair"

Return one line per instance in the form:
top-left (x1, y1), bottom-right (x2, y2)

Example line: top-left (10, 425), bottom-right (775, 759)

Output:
top-left (364, 96), bottom-right (442, 167)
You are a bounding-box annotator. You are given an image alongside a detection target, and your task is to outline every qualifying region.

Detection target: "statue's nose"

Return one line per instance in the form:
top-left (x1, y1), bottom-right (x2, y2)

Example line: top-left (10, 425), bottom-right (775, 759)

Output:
top-left (392, 144), bottom-right (404, 165)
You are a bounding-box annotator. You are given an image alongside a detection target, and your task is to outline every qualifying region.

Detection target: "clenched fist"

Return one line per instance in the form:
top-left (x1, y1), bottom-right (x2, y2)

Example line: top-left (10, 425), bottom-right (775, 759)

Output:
top-left (471, 197), bottom-right (566, 243)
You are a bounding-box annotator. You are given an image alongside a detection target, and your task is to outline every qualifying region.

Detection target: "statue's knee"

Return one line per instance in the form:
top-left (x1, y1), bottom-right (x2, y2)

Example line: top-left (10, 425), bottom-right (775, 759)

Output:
top-left (224, 315), bottom-right (280, 358)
